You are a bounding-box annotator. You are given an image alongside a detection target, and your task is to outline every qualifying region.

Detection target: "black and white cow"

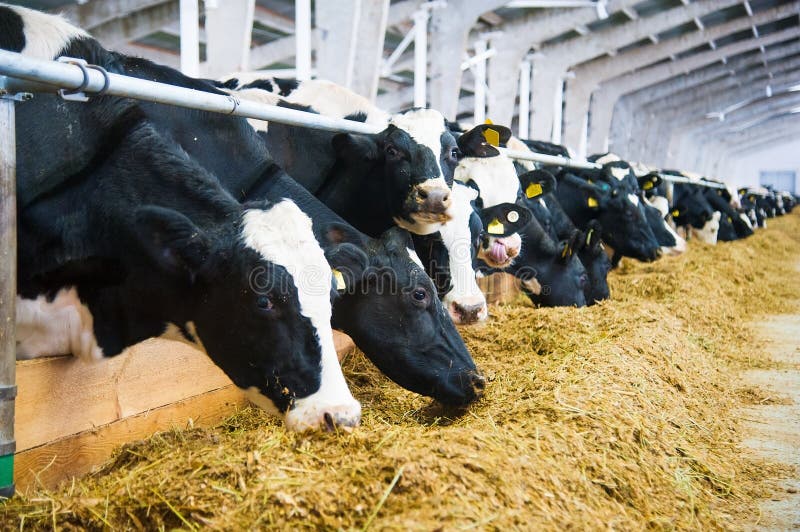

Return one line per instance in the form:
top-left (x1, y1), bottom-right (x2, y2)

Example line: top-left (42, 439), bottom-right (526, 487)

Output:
top-left (3, 4), bottom-right (484, 407)
top-left (17, 120), bottom-right (361, 431)
top-left (552, 161), bottom-right (661, 262)
top-left (660, 174), bottom-right (721, 244)
top-left (517, 170), bottom-right (610, 304)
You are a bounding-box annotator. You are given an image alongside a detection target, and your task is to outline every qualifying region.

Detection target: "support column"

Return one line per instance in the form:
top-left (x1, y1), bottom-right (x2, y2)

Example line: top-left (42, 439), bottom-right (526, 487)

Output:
top-left (413, 9), bottom-right (429, 108)
top-left (562, 79), bottom-right (594, 156)
top-left (0, 96), bottom-right (17, 499)
top-left (295, 0), bottom-right (312, 81)
top-left (204, 0), bottom-right (255, 78)
top-left (473, 39), bottom-right (487, 124)
top-left (350, 0), bottom-right (389, 101)
top-left (179, 0), bottom-right (199, 76)
top-left (315, 0), bottom-right (360, 87)
top-left (518, 59), bottom-right (531, 139)
top-left (529, 59), bottom-right (565, 141)
top-left (587, 86), bottom-right (620, 154)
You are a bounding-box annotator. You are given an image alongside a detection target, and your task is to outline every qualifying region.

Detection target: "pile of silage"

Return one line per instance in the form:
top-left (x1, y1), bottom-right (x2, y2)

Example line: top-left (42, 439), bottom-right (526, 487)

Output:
top-left (4, 213), bottom-right (800, 531)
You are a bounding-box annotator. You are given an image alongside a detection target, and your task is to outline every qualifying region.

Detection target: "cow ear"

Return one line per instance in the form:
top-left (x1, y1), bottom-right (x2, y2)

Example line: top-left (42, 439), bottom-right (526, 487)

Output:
top-left (456, 124), bottom-right (511, 157)
top-left (134, 206), bottom-right (211, 279)
top-left (325, 243), bottom-right (368, 292)
top-left (322, 222), bottom-right (365, 248)
top-left (332, 133), bottom-right (379, 163)
top-left (480, 203), bottom-right (532, 237)
top-left (518, 170), bottom-right (557, 199)
top-left (637, 172), bottom-right (661, 192)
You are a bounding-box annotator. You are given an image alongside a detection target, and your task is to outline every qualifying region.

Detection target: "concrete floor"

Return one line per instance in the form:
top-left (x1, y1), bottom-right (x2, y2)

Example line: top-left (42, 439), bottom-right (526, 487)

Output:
top-left (740, 311), bottom-right (800, 530)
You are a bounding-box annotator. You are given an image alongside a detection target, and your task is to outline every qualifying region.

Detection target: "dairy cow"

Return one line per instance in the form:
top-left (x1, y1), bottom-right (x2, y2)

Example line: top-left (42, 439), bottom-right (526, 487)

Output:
top-left (2, 4), bottom-right (484, 407)
top-left (17, 118), bottom-right (362, 431)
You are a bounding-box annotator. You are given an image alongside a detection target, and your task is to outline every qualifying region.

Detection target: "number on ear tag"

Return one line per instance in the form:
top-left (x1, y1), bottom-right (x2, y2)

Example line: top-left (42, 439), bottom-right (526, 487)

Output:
top-left (332, 269), bottom-right (346, 291)
top-left (526, 182), bottom-right (543, 198)
top-left (487, 218), bottom-right (505, 235)
top-left (482, 128), bottom-right (500, 147)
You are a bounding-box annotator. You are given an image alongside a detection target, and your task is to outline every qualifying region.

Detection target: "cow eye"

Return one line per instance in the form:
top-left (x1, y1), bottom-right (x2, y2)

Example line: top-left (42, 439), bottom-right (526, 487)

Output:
top-left (256, 295), bottom-right (273, 311)
top-left (385, 144), bottom-right (401, 159)
top-left (411, 287), bottom-right (428, 305)
top-left (449, 147), bottom-right (461, 161)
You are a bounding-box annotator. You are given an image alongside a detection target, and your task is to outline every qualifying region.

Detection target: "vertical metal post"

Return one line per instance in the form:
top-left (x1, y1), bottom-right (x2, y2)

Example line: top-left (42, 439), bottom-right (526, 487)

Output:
top-left (295, 0), bottom-right (312, 81)
top-left (0, 94), bottom-right (17, 499)
top-left (552, 78), bottom-right (564, 144)
top-left (473, 39), bottom-right (487, 124)
top-left (518, 59), bottom-right (531, 139)
top-left (179, 0), bottom-right (200, 77)
top-left (413, 9), bottom-right (429, 108)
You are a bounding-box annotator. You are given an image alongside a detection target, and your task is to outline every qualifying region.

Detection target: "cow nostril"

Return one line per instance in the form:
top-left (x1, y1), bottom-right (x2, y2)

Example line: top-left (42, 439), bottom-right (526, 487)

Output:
top-left (472, 373), bottom-right (486, 392)
top-left (418, 188), bottom-right (429, 199)
top-left (442, 193), bottom-right (450, 203)
top-left (323, 412), bottom-right (336, 432)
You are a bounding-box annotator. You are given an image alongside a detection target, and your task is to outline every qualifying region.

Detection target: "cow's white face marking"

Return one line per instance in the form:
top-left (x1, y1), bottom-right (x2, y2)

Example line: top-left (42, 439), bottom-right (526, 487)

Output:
top-left (241, 199), bottom-right (360, 430)
top-left (645, 196), bottom-right (686, 256)
top-left (627, 193), bottom-right (639, 206)
top-left (690, 211), bottom-right (721, 245)
top-left (609, 166), bottom-right (630, 181)
top-left (16, 287), bottom-right (103, 361)
top-left (13, 5), bottom-right (89, 60)
top-left (390, 109), bottom-right (448, 180)
top-left (439, 184), bottom-right (487, 323)
top-left (454, 155), bottom-right (519, 207)
top-left (739, 213), bottom-right (753, 231)
top-left (595, 153), bottom-right (621, 165)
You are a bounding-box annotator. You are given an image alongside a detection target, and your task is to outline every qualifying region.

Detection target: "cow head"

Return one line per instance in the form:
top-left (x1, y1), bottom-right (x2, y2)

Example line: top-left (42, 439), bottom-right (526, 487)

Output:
top-left (454, 124), bottom-right (530, 269)
top-left (332, 109), bottom-right (460, 235)
top-left (325, 225), bottom-right (485, 407)
top-left (133, 200), bottom-right (361, 432)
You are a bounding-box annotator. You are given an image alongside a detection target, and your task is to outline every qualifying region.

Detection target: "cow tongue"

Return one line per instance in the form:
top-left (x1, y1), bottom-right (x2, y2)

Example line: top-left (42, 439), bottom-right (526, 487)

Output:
top-left (490, 241), bottom-right (508, 264)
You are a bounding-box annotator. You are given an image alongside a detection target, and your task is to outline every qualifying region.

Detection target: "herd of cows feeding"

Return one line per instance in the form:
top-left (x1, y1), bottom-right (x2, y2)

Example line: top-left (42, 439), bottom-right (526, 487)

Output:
top-left (4, 4), bottom-right (799, 436)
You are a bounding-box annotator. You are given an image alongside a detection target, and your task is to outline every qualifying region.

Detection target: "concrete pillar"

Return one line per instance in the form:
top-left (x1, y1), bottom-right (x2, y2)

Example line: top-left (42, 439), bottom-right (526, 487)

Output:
top-left (350, 0), bottom-right (390, 100)
top-left (518, 59), bottom-right (531, 139)
top-left (428, 0), bottom-right (507, 119)
top-left (295, 0), bottom-right (312, 80)
top-left (315, 0), bottom-right (360, 87)
top-left (529, 58), bottom-right (567, 141)
top-left (179, 0), bottom-right (199, 76)
top-left (562, 79), bottom-right (594, 156)
top-left (587, 86), bottom-right (621, 154)
top-left (204, 0), bottom-right (255, 78)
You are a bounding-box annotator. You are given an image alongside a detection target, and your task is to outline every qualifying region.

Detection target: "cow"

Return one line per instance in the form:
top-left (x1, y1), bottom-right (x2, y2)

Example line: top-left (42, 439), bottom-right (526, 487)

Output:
top-left (661, 175), bottom-right (722, 244)
top-left (552, 161), bottom-right (661, 262)
top-left (242, 171), bottom-right (486, 405)
top-left (517, 170), bottom-right (609, 304)
top-left (2, 4), bottom-right (484, 407)
top-left (634, 171), bottom-right (687, 256)
top-left (17, 120), bottom-right (362, 432)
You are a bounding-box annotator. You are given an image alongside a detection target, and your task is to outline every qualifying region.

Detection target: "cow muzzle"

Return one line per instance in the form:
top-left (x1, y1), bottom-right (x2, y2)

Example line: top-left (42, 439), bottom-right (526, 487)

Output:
top-left (448, 298), bottom-right (489, 325)
top-left (285, 395), bottom-right (362, 432)
top-left (479, 233), bottom-right (522, 268)
top-left (411, 183), bottom-right (452, 222)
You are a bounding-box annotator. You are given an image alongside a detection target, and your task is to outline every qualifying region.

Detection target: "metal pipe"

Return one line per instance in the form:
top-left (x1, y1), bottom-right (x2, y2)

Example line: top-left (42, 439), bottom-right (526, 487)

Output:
top-left (473, 40), bottom-right (487, 124)
top-left (518, 60), bottom-right (531, 140)
top-left (179, 0), bottom-right (200, 77)
top-left (295, 0), bottom-right (311, 81)
top-left (413, 9), bottom-right (428, 108)
top-left (499, 148), bottom-right (602, 170)
top-left (0, 95), bottom-right (17, 499)
top-left (0, 51), bottom-right (381, 135)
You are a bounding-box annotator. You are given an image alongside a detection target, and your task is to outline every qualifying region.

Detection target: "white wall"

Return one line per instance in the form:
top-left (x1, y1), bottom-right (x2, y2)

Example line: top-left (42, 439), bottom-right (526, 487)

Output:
top-left (723, 137), bottom-right (800, 192)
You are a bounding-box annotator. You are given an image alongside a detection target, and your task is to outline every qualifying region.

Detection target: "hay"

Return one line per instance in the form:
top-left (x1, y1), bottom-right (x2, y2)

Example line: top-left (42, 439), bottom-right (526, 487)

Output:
top-left (4, 213), bottom-right (800, 531)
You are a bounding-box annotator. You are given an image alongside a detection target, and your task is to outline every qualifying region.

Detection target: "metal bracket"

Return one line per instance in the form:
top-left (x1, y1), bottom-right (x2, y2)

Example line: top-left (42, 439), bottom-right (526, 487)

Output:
top-left (0, 76), bottom-right (33, 102)
top-left (56, 57), bottom-right (111, 102)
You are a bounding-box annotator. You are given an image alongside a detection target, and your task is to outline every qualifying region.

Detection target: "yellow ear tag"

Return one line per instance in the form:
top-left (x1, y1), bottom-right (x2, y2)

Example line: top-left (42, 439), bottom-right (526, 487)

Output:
top-left (525, 182), bottom-right (543, 198)
top-left (561, 244), bottom-right (570, 258)
top-left (332, 269), bottom-right (346, 291)
top-left (642, 180), bottom-right (654, 190)
top-left (587, 197), bottom-right (598, 208)
top-left (727, 216), bottom-right (732, 223)
top-left (487, 218), bottom-right (505, 235)
top-left (482, 128), bottom-right (500, 147)
top-left (671, 209), bottom-right (680, 217)
top-left (586, 229), bottom-right (594, 246)
top-left (484, 118), bottom-right (493, 125)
